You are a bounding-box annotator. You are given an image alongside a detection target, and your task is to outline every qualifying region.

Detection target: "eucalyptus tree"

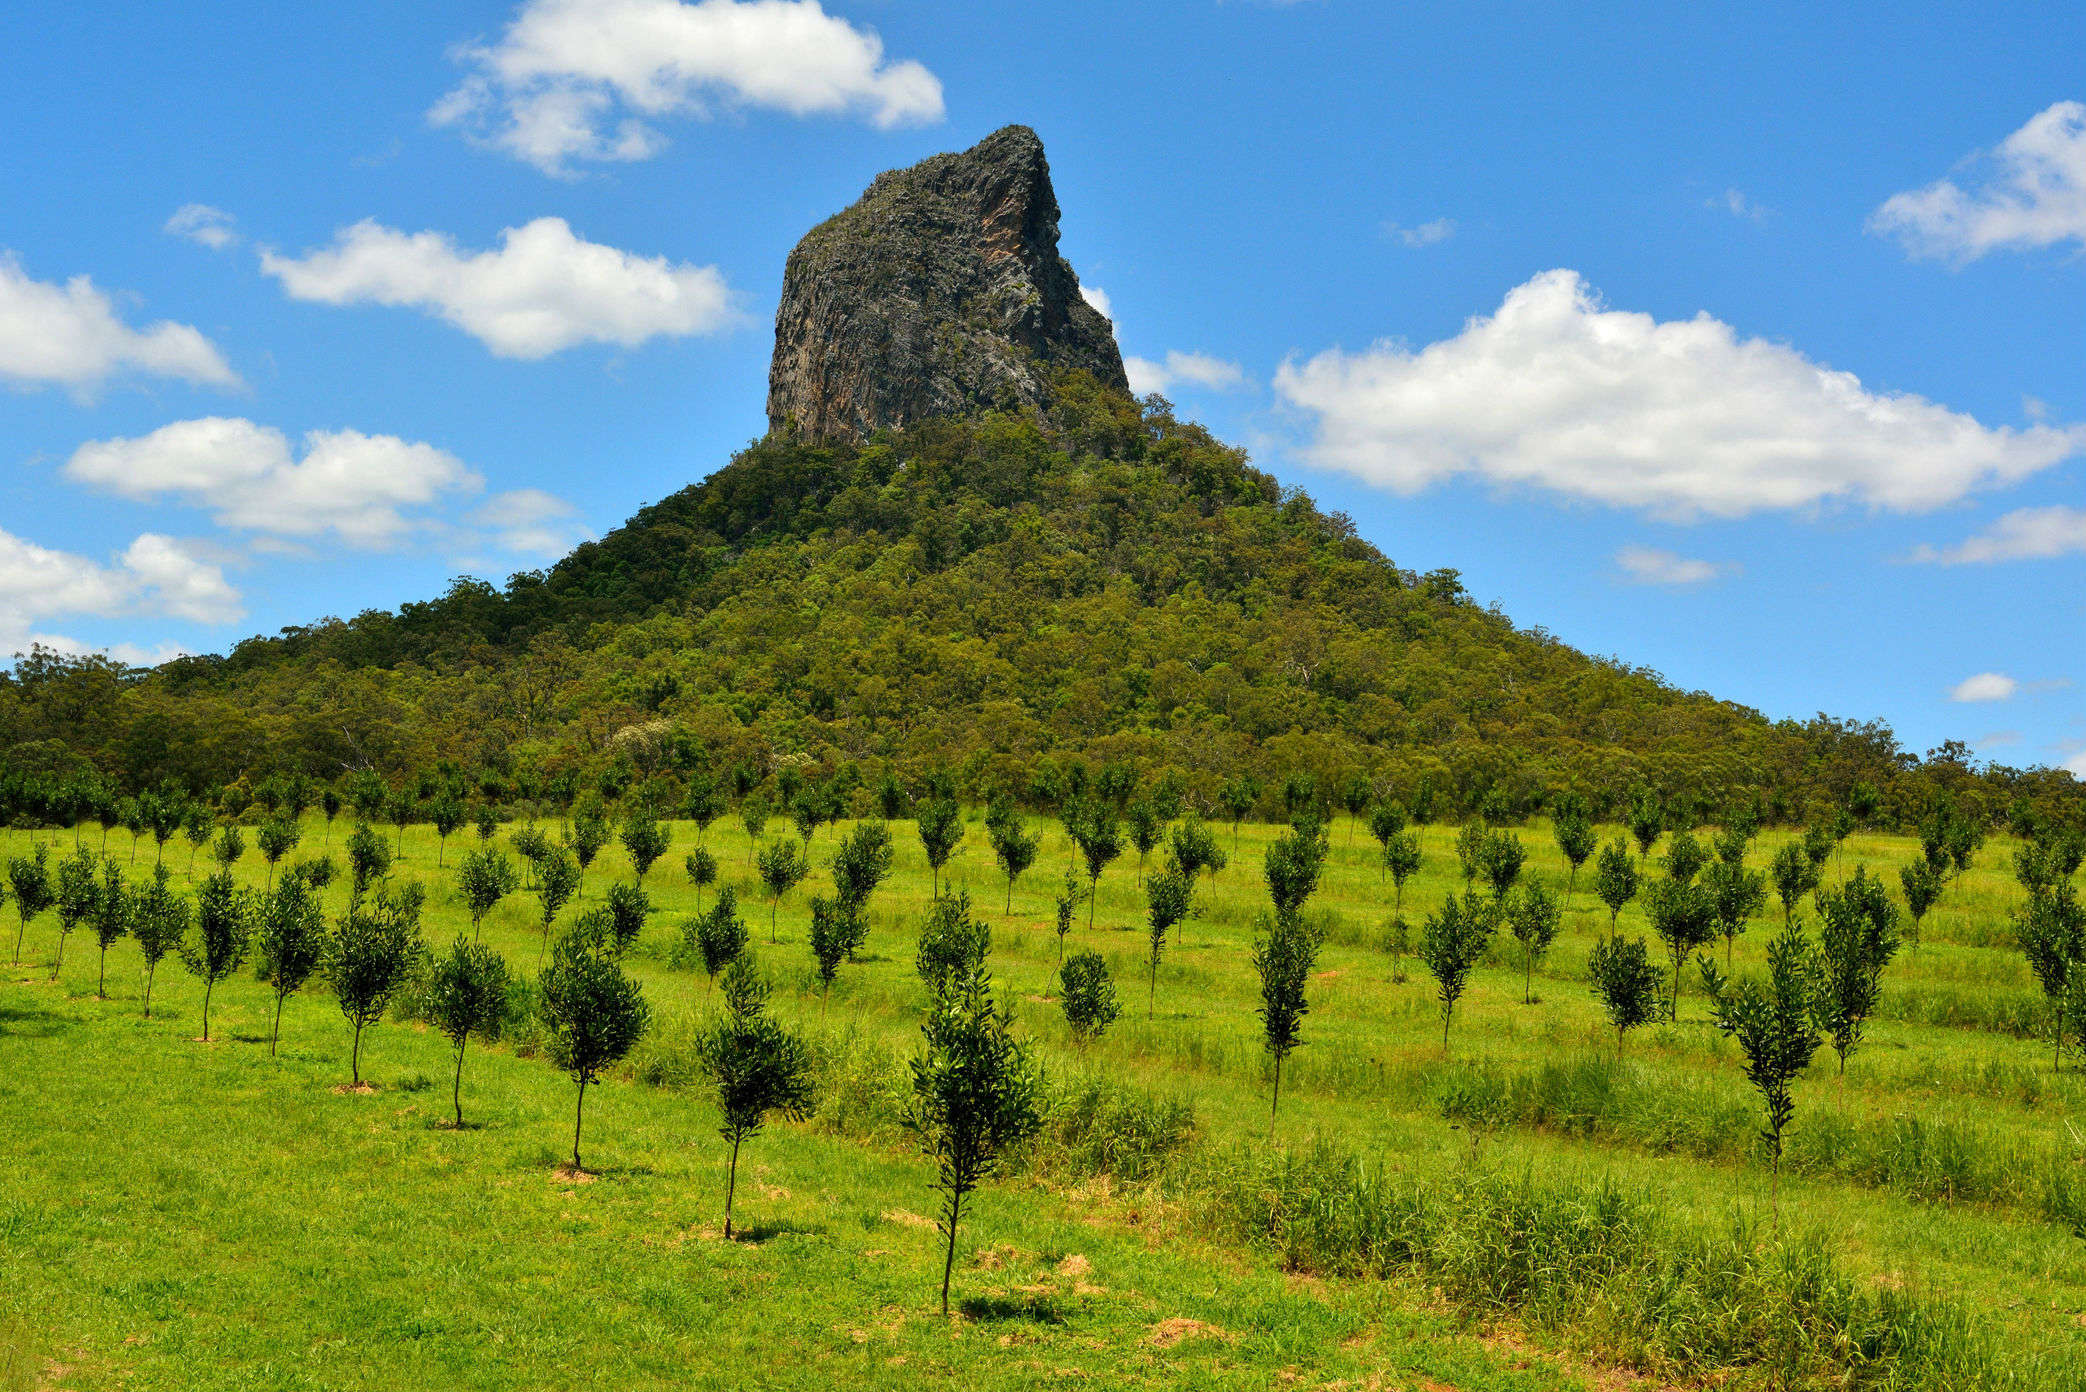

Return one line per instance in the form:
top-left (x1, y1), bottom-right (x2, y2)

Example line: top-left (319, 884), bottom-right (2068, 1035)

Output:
top-left (696, 953), bottom-right (814, 1238)
top-left (540, 922), bottom-right (650, 1171)
top-left (455, 848), bottom-right (519, 941)
top-left (1253, 909), bottom-right (1323, 1127)
top-left (1812, 868), bottom-right (1901, 1099)
top-left (1504, 878), bottom-right (1561, 1004)
top-left (119, 797), bottom-right (145, 864)
top-left (618, 809), bottom-right (670, 886)
top-left (471, 803), bottom-right (497, 846)
top-left (428, 938), bottom-right (509, 1127)
top-left (87, 858), bottom-right (132, 998)
top-left (131, 865), bottom-right (187, 1019)
top-left (988, 813), bottom-right (1038, 913)
top-left (683, 773), bottom-right (725, 845)
top-left (1587, 934), bottom-right (1661, 1056)
top-left (145, 791), bottom-right (182, 868)
top-left (906, 963), bottom-right (1041, 1316)
top-left (877, 772), bottom-right (911, 821)
top-left (328, 884), bottom-right (425, 1086)
top-left (1340, 773), bottom-right (1372, 846)
top-left (1420, 890), bottom-right (1494, 1053)
top-left (183, 870), bottom-right (253, 1043)
top-left (45, 846), bottom-right (100, 983)
top-left (807, 895), bottom-right (851, 1013)
top-left (255, 874), bottom-right (325, 1055)
top-left (688, 884), bottom-right (748, 991)
top-left (684, 845), bottom-right (719, 915)
top-left (532, 850), bottom-right (581, 967)
top-left (1383, 831), bottom-right (1421, 919)
top-left (1059, 950), bottom-right (1119, 1047)
top-left (1771, 842), bottom-right (1818, 926)
top-left (1701, 919), bottom-right (1825, 1217)
top-left (757, 838), bottom-right (807, 944)
top-left (1455, 820), bottom-right (1490, 885)
top-left (1593, 839), bottom-right (1638, 931)
top-left (916, 797), bottom-right (964, 897)
top-left (1070, 802), bottom-right (1123, 929)
top-left (1143, 866), bottom-right (1191, 1019)
top-left (321, 788), bottom-right (344, 847)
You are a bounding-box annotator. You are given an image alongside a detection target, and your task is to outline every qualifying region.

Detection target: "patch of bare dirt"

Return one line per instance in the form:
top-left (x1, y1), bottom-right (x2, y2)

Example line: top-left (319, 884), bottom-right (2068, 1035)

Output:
top-left (882, 1209), bottom-right (937, 1230)
top-left (1147, 1318), bottom-right (1230, 1349)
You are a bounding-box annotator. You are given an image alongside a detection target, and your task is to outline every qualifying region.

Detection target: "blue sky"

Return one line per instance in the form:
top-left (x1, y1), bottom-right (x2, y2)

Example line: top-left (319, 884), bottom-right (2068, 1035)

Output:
top-left (2, 1), bottom-right (2082, 773)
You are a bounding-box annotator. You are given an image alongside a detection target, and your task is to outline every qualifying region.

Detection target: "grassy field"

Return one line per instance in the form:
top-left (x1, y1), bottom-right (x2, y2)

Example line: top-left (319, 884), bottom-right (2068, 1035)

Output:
top-left (3, 808), bottom-right (2082, 1389)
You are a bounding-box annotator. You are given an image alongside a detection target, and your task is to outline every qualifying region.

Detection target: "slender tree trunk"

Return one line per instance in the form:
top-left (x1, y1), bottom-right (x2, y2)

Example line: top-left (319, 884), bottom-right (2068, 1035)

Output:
top-left (272, 990), bottom-right (286, 1056)
top-left (1006, 879), bottom-right (1012, 914)
top-left (49, 931), bottom-right (65, 982)
top-left (202, 977), bottom-right (215, 1042)
top-left (143, 963), bottom-right (156, 1019)
top-left (1148, 960), bottom-right (1156, 1021)
top-left (97, 945), bottom-right (108, 999)
top-left (453, 1040), bottom-right (466, 1127)
top-left (351, 1020), bottom-right (364, 1085)
top-left (1442, 1007), bottom-right (1452, 1054)
top-left (770, 899), bottom-right (778, 944)
top-left (939, 1190), bottom-right (963, 1316)
top-left (13, 912), bottom-right (25, 964)
top-left (1524, 951), bottom-right (1533, 1005)
top-left (1087, 882), bottom-right (1096, 931)
top-left (724, 1133), bottom-right (742, 1239)
top-left (1270, 1054), bottom-right (1282, 1131)
top-left (572, 1078), bottom-right (587, 1171)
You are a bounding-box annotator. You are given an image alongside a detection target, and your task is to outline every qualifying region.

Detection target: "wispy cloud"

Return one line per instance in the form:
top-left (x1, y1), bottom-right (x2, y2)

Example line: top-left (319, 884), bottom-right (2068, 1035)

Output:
top-left (1382, 218), bottom-right (1455, 248)
top-left (1871, 100), bottom-right (2086, 260)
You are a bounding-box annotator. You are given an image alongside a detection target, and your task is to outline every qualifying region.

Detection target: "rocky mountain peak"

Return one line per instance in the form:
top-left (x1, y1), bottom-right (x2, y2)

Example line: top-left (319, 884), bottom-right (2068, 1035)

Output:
top-left (766, 125), bottom-right (1129, 441)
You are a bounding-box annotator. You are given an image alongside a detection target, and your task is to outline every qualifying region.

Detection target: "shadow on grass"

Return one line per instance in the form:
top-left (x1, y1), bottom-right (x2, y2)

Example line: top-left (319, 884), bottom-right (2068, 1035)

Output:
top-left (0, 1000), bottom-right (70, 1038)
top-left (959, 1293), bottom-right (1067, 1326)
top-left (731, 1219), bottom-right (827, 1245)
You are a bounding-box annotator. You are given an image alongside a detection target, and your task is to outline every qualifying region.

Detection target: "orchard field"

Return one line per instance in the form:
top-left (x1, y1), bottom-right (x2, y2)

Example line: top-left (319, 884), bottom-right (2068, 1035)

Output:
top-left (3, 804), bottom-right (2084, 1391)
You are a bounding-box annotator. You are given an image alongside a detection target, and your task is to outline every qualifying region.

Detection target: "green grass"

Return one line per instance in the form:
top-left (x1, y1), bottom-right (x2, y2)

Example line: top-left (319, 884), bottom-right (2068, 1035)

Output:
top-left (3, 811), bottom-right (2082, 1388)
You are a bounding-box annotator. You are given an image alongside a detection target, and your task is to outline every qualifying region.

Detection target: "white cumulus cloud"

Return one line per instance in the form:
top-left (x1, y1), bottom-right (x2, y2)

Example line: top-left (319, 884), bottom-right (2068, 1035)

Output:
top-left (1383, 218), bottom-right (1455, 248)
top-left (260, 216), bottom-right (734, 359)
top-left (1275, 269), bottom-right (2084, 519)
top-left (165, 204), bottom-right (240, 250)
top-left (0, 526), bottom-right (241, 661)
top-left (65, 417), bottom-right (483, 548)
top-left (1614, 546), bottom-right (1733, 586)
top-left (2066, 751), bottom-right (2086, 780)
top-left (1125, 350), bottom-right (1249, 397)
top-left (0, 253), bottom-right (239, 393)
top-left (1950, 672), bottom-right (2019, 703)
top-left (471, 488), bottom-right (586, 555)
top-left (431, 0), bottom-right (945, 176)
top-left (1910, 505), bottom-right (2086, 565)
top-left (1079, 283), bottom-right (1112, 321)
top-left (1871, 101), bottom-right (2086, 261)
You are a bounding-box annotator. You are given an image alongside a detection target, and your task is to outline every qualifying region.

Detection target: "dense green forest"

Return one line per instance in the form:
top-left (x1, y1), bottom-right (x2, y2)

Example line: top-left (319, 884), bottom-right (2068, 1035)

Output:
top-left (0, 374), bottom-right (2075, 831)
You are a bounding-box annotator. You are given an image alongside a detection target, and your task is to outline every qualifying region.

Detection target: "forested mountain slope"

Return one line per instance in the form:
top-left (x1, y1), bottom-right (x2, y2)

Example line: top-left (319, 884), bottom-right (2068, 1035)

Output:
top-left (1, 374), bottom-right (2066, 829)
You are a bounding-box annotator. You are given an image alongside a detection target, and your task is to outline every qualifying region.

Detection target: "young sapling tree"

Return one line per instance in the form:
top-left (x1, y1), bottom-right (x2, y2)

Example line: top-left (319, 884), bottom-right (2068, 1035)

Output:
top-left (1253, 909), bottom-right (1323, 1127)
top-left (1143, 866), bottom-right (1190, 1019)
top-left (52, 847), bottom-right (101, 982)
top-left (255, 874), bottom-right (324, 1054)
top-left (757, 838), bottom-right (807, 944)
top-left (1504, 878), bottom-right (1561, 1004)
top-left (426, 936), bottom-right (510, 1127)
top-left (696, 953), bottom-right (814, 1238)
top-left (539, 924), bottom-right (650, 1171)
top-left (182, 870), bottom-right (252, 1042)
top-left (533, 850), bottom-right (580, 967)
top-left (1594, 839), bottom-right (1639, 930)
top-left (1058, 950), bottom-right (1119, 1046)
top-left (988, 815), bottom-right (1038, 913)
top-left (131, 865), bottom-right (187, 1019)
top-left (1384, 831), bottom-right (1421, 919)
top-left (327, 885), bottom-right (424, 1086)
top-left (684, 845), bottom-right (718, 915)
top-left (1812, 867), bottom-right (1901, 1099)
top-left (87, 858), bottom-right (130, 999)
top-left (689, 884), bottom-right (749, 991)
top-left (1419, 890), bottom-right (1494, 1053)
top-left (619, 810), bottom-right (670, 886)
top-left (916, 797), bottom-right (964, 897)
top-left (906, 964), bottom-right (1041, 1316)
top-left (1587, 934), bottom-right (1661, 1056)
top-left (1701, 918), bottom-right (1825, 1218)
top-left (456, 848), bottom-right (519, 941)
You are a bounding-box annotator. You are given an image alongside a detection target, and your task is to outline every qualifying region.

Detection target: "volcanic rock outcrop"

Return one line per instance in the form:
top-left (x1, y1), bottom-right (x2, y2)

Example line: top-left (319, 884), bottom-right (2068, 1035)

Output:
top-left (766, 125), bottom-right (1128, 441)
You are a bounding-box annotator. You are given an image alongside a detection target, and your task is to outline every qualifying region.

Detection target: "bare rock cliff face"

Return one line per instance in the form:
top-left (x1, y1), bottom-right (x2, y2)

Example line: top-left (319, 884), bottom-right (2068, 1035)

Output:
top-left (766, 125), bottom-right (1129, 441)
